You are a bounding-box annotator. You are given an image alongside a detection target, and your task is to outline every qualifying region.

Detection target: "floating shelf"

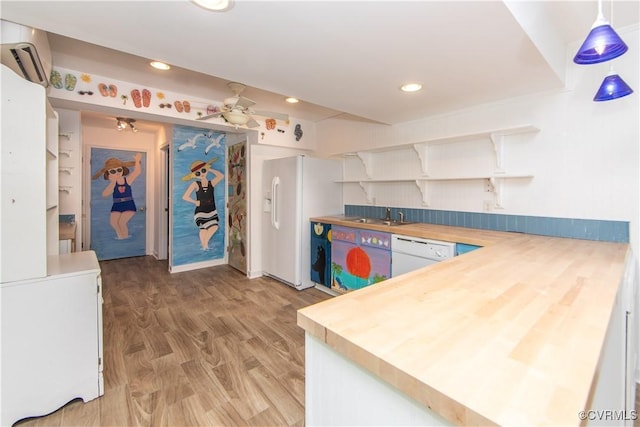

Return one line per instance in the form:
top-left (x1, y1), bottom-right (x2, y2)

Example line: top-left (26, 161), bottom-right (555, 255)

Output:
top-left (337, 125), bottom-right (539, 209)
top-left (340, 175), bottom-right (533, 207)
top-left (342, 125), bottom-right (539, 177)
top-left (337, 178), bottom-right (423, 183)
top-left (421, 173), bottom-right (533, 181)
top-left (59, 167), bottom-right (74, 175)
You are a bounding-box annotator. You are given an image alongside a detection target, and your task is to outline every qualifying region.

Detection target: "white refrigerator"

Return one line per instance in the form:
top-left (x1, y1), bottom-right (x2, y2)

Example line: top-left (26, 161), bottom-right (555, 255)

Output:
top-left (262, 155), bottom-right (343, 290)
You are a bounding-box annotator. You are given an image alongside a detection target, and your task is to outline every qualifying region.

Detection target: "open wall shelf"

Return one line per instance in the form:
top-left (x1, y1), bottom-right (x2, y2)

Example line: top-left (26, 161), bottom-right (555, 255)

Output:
top-left (338, 125), bottom-right (539, 208)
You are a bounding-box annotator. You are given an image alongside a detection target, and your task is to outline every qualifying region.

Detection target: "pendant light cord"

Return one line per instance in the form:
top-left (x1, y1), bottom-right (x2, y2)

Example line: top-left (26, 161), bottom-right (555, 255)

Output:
top-left (597, 0), bottom-right (605, 23)
top-left (609, 0), bottom-right (614, 73)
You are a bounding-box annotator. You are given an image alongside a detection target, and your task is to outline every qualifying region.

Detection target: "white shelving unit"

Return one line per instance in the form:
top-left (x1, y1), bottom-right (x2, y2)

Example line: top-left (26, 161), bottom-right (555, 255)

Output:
top-left (338, 125), bottom-right (539, 207)
top-left (47, 103), bottom-right (60, 255)
top-left (1, 64), bottom-right (60, 282)
top-left (59, 166), bottom-right (74, 174)
top-left (1, 66), bottom-right (104, 426)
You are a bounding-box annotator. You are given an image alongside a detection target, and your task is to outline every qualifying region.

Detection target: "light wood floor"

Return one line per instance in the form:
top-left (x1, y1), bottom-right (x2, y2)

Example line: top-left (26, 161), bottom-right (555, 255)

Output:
top-left (16, 256), bottom-right (331, 427)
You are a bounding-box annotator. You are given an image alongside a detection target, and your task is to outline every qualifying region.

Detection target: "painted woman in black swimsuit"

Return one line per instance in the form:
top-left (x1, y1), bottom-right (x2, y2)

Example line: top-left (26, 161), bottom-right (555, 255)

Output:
top-left (181, 158), bottom-right (224, 250)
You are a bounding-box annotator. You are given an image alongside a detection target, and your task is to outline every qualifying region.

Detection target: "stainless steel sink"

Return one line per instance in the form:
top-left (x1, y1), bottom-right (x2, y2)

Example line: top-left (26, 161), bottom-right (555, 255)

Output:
top-left (350, 217), bottom-right (415, 226)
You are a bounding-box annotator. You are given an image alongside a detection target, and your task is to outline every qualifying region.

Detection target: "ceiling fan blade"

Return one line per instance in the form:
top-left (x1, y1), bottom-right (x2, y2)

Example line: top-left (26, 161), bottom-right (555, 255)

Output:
top-left (236, 96), bottom-right (256, 110)
top-left (246, 117), bottom-right (260, 128)
top-left (252, 110), bottom-right (289, 121)
top-left (196, 112), bottom-right (223, 120)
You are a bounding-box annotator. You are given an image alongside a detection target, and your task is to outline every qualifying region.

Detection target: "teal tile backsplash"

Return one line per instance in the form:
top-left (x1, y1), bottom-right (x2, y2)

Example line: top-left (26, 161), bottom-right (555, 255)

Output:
top-left (344, 205), bottom-right (629, 243)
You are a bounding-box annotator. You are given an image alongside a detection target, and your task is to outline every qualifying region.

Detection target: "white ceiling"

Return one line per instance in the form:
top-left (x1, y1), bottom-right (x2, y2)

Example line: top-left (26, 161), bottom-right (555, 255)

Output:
top-left (1, 0), bottom-right (639, 127)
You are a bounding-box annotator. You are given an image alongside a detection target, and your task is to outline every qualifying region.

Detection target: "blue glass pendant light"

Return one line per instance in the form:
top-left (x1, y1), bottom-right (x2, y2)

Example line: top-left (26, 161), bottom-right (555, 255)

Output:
top-left (593, 69), bottom-right (634, 101)
top-left (574, 0), bottom-right (628, 64)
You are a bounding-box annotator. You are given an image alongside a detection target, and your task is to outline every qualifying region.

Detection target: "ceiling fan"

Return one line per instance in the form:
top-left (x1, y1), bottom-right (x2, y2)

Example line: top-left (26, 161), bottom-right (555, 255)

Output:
top-left (197, 82), bottom-right (289, 128)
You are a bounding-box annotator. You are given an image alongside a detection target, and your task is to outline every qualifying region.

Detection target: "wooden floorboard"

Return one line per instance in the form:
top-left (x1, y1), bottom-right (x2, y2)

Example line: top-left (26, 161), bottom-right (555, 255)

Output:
top-left (15, 256), bottom-right (331, 426)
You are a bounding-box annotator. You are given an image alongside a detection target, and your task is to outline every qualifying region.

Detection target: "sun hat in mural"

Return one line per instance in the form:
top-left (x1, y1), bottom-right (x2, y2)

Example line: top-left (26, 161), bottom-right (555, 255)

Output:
top-left (181, 157), bottom-right (218, 181)
top-left (92, 157), bottom-right (136, 180)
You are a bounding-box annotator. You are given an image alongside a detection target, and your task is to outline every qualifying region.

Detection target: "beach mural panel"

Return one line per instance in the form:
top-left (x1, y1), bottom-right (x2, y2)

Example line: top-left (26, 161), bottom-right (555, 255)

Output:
top-left (172, 125), bottom-right (226, 267)
top-left (90, 148), bottom-right (146, 261)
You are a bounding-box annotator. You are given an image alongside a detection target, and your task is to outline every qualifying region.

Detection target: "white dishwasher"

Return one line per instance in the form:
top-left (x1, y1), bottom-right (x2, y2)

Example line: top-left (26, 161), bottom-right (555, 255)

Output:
top-left (391, 234), bottom-right (456, 277)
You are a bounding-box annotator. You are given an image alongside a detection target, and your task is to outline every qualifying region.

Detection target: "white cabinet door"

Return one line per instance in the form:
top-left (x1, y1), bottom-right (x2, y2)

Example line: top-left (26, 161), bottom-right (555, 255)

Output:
top-left (1, 251), bottom-right (102, 426)
top-left (0, 65), bottom-right (48, 283)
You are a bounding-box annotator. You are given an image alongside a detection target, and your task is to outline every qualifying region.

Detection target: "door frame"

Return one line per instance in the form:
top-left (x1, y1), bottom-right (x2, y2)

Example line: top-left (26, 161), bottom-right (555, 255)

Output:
top-left (83, 141), bottom-right (153, 256)
top-left (157, 143), bottom-right (169, 261)
top-left (226, 139), bottom-right (248, 274)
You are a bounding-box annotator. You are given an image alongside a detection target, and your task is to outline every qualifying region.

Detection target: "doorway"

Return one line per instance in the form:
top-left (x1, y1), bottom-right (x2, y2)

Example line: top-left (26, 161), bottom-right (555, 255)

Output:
top-left (227, 140), bottom-right (247, 273)
top-left (157, 144), bottom-right (169, 261)
top-left (89, 147), bottom-right (147, 260)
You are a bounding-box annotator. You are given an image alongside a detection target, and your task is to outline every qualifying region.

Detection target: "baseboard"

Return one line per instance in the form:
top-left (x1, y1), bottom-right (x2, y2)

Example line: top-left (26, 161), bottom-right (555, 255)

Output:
top-left (314, 285), bottom-right (339, 297)
top-left (247, 269), bottom-right (263, 279)
top-left (169, 258), bottom-right (226, 273)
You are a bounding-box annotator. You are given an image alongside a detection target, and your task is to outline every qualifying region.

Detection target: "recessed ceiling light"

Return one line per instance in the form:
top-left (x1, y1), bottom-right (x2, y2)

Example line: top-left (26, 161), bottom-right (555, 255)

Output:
top-left (400, 83), bottom-right (422, 93)
top-left (150, 61), bottom-right (171, 71)
top-left (191, 0), bottom-right (234, 11)
top-left (285, 97), bottom-right (299, 104)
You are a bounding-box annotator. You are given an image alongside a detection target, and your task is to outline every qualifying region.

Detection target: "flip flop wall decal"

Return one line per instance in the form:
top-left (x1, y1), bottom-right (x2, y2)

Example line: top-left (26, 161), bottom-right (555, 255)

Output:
top-left (131, 89), bottom-right (142, 108)
top-left (50, 70), bottom-right (63, 89)
top-left (64, 73), bottom-right (77, 91)
top-left (294, 124), bottom-right (303, 141)
top-left (142, 89), bottom-right (151, 107)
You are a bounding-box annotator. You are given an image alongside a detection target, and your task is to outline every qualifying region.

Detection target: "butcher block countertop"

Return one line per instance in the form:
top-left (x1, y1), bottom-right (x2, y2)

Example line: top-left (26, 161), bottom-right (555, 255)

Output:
top-left (299, 215), bottom-right (630, 426)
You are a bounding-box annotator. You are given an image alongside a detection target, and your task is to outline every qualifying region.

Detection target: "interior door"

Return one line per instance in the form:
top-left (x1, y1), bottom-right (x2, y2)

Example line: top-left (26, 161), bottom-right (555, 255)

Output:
top-left (227, 141), bottom-right (247, 273)
top-left (90, 147), bottom-right (147, 260)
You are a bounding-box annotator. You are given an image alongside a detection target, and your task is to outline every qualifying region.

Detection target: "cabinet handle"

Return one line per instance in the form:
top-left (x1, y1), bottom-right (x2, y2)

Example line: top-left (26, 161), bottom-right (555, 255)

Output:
top-left (271, 176), bottom-right (280, 230)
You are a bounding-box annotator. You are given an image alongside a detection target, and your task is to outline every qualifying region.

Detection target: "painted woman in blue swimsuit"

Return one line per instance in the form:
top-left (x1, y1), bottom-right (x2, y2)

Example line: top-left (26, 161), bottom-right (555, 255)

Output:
top-left (93, 153), bottom-right (143, 239)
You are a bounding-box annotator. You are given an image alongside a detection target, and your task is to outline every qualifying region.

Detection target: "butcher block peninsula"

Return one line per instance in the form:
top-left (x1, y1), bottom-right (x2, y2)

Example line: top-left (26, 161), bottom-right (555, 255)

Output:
top-left (298, 216), bottom-right (634, 426)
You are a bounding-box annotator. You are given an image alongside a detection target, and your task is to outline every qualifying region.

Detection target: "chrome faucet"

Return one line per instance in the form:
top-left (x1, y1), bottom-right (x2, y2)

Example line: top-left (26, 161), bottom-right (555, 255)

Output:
top-left (398, 211), bottom-right (404, 224)
top-left (384, 207), bottom-right (391, 221)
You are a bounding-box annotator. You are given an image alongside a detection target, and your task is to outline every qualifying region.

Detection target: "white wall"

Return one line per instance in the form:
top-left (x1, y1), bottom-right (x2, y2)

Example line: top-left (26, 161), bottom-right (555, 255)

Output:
top-left (315, 23), bottom-right (640, 384)
top-left (153, 124), bottom-right (170, 260)
top-left (316, 24), bottom-right (639, 256)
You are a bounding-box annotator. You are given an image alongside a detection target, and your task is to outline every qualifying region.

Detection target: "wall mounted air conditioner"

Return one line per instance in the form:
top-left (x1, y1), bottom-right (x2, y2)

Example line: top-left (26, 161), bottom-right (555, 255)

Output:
top-left (1, 20), bottom-right (52, 87)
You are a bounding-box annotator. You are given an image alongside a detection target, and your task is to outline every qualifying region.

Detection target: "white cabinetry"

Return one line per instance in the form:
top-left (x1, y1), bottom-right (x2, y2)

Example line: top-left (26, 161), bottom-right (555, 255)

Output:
top-left (47, 102), bottom-right (60, 255)
top-left (0, 65), bottom-right (102, 426)
top-left (1, 251), bottom-right (104, 426)
top-left (57, 109), bottom-right (83, 252)
top-left (305, 334), bottom-right (451, 426)
top-left (339, 125), bottom-right (538, 208)
top-left (1, 64), bottom-right (59, 283)
top-left (588, 253), bottom-right (638, 425)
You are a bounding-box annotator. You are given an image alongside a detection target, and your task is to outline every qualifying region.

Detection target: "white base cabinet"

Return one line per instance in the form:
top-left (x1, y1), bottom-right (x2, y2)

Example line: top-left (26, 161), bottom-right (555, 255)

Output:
top-left (305, 334), bottom-right (451, 426)
top-left (1, 251), bottom-right (103, 426)
top-left (304, 253), bottom-right (638, 426)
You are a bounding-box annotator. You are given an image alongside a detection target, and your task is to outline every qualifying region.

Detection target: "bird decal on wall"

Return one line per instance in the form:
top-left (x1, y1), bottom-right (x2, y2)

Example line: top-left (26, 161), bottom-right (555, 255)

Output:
top-left (178, 133), bottom-right (206, 151)
top-left (177, 132), bottom-right (225, 154)
top-left (205, 134), bottom-right (225, 155)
